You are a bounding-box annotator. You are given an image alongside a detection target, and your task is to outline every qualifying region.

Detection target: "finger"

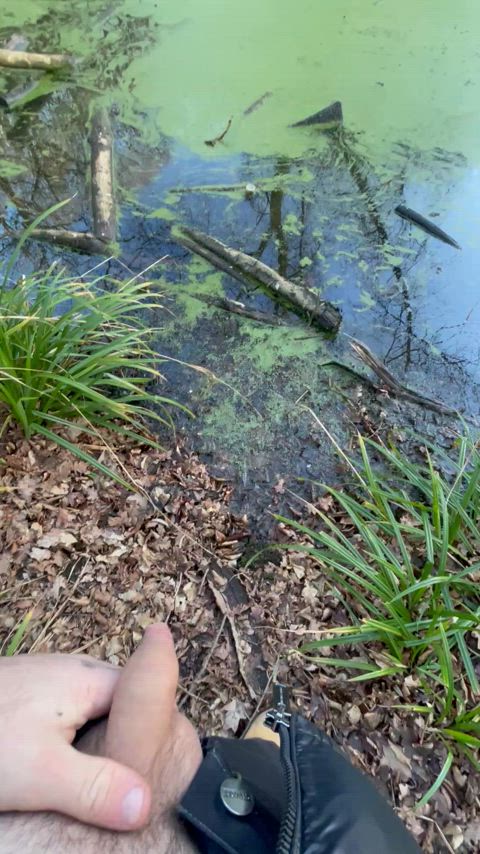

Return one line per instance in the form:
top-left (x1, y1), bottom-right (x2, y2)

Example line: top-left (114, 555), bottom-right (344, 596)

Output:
top-left (50, 661), bottom-right (121, 736)
top-left (43, 745), bottom-right (151, 831)
top-left (104, 624), bottom-right (179, 777)
top-left (73, 660), bottom-right (121, 723)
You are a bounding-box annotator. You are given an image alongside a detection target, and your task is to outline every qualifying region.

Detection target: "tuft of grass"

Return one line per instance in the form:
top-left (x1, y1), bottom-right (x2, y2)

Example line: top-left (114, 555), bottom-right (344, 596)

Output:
top-left (1, 610), bottom-right (33, 656)
top-left (0, 266), bottom-right (188, 484)
top-left (278, 431), bottom-right (480, 801)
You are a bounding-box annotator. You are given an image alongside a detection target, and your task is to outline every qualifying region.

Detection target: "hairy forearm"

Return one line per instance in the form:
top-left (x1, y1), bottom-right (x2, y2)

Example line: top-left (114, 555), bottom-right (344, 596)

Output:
top-left (0, 808), bottom-right (197, 854)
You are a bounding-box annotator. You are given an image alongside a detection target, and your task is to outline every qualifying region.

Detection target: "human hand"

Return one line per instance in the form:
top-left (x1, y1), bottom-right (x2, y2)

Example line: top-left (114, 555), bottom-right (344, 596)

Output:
top-left (0, 625), bottom-right (203, 854)
top-left (0, 650), bottom-right (150, 830)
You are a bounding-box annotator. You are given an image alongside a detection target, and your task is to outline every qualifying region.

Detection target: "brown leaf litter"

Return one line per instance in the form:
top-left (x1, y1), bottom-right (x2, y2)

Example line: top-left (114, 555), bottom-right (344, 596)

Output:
top-left (0, 426), bottom-right (478, 852)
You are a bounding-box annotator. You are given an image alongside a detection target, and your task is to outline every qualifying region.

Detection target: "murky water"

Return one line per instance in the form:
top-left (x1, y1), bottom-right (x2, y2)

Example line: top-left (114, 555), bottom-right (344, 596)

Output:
top-left (1, 1), bottom-right (479, 523)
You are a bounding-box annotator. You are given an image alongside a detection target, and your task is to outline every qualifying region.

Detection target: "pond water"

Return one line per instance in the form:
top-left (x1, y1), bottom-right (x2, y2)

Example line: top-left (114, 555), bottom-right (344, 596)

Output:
top-left (1, 1), bottom-right (480, 524)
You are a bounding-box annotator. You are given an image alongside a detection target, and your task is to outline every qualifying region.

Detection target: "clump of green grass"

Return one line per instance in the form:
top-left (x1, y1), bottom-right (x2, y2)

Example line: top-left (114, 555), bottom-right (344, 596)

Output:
top-left (0, 610), bottom-right (33, 656)
top-left (0, 264), bottom-right (184, 482)
top-left (279, 429), bottom-right (480, 798)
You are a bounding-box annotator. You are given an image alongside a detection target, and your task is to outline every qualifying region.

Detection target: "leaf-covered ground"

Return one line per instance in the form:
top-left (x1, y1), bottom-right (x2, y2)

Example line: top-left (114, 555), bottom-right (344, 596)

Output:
top-left (0, 427), bottom-right (478, 852)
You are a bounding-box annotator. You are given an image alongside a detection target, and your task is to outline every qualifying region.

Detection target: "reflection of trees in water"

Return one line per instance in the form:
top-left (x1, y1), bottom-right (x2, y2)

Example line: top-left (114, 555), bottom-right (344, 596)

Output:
top-left (0, 3), bottom-right (476, 406)
top-left (0, 3), bottom-right (170, 269)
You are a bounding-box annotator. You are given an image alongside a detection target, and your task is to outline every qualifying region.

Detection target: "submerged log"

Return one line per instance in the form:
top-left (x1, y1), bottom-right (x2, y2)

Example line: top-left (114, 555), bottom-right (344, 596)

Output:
top-left (0, 49), bottom-right (73, 71)
top-left (175, 225), bottom-right (342, 333)
top-left (194, 293), bottom-right (282, 326)
top-left (175, 228), bottom-right (252, 290)
top-left (90, 109), bottom-right (116, 243)
top-left (395, 205), bottom-right (461, 249)
top-left (31, 228), bottom-right (111, 255)
top-left (290, 100), bottom-right (343, 128)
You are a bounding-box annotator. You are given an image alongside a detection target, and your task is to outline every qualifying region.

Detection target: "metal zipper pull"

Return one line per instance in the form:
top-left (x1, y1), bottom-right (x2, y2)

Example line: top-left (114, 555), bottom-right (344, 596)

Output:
top-left (265, 683), bottom-right (291, 732)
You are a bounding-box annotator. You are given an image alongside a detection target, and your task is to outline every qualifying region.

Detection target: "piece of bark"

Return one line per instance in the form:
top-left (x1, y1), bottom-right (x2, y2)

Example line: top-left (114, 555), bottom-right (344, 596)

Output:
top-left (0, 49), bottom-right (73, 71)
top-left (31, 228), bottom-right (111, 255)
top-left (290, 100), bottom-right (343, 128)
top-left (90, 109), bottom-right (116, 243)
top-left (176, 225), bottom-right (342, 332)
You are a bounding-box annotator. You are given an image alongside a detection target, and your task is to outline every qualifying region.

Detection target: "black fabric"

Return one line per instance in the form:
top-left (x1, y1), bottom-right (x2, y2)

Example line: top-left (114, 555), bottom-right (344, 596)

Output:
top-left (178, 717), bottom-right (422, 853)
top-left (291, 714), bottom-right (421, 853)
top-left (178, 737), bottom-right (283, 853)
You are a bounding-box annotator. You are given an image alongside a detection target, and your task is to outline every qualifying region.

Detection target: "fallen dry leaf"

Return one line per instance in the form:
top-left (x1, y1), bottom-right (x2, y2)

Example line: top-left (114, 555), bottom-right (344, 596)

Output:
top-left (380, 742), bottom-right (412, 783)
top-left (37, 530), bottom-right (77, 549)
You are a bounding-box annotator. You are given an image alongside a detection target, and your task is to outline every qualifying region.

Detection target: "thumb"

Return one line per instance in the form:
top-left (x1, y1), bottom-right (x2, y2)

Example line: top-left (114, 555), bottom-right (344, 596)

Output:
top-left (44, 745), bottom-right (151, 831)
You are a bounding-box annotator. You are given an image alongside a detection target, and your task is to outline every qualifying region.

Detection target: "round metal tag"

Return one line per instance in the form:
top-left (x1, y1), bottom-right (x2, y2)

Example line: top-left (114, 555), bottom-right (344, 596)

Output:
top-left (220, 773), bottom-right (254, 817)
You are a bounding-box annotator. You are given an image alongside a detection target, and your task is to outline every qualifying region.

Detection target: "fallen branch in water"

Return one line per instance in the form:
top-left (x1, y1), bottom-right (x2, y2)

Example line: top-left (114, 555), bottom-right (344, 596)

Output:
top-left (205, 117), bottom-right (232, 147)
top-left (31, 228), bottom-right (111, 255)
top-left (175, 228), bottom-right (251, 290)
top-left (194, 293), bottom-right (282, 326)
top-left (0, 48), bottom-right (73, 71)
top-left (90, 108), bottom-right (116, 243)
top-left (349, 338), bottom-right (458, 416)
top-left (175, 225), bottom-right (342, 333)
top-left (320, 358), bottom-right (380, 392)
top-left (290, 100), bottom-right (343, 128)
top-left (169, 183), bottom-right (247, 195)
top-left (243, 91), bottom-right (272, 116)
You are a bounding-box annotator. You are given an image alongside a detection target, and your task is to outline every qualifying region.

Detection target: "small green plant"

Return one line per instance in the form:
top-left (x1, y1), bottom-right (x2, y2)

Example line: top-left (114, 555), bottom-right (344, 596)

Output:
top-left (278, 431), bottom-right (480, 795)
top-left (0, 265), bottom-right (185, 483)
top-left (1, 610), bottom-right (33, 655)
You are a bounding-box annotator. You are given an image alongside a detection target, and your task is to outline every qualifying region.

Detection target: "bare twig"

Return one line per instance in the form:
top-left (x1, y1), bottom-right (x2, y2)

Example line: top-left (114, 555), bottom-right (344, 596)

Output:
top-left (207, 580), bottom-right (257, 700)
top-left (205, 117), bottom-right (232, 147)
top-left (194, 293), bottom-right (282, 326)
top-left (179, 614), bottom-right (227, 710)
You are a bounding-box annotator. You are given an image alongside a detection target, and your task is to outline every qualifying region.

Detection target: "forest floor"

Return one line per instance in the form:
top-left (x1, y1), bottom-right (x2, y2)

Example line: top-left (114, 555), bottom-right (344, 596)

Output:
top-left (1, 427), bottom-right (478, 853)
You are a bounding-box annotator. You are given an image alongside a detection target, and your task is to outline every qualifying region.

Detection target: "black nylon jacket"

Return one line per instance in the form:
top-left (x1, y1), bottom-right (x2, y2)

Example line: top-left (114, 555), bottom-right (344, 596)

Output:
top-left (178, 695), bottom-right (421, 854)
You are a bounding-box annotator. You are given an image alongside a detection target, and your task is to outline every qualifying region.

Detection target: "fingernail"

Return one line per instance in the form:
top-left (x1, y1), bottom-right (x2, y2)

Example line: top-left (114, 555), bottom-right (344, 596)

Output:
top-left (122, 786), bottom-right (145, 826)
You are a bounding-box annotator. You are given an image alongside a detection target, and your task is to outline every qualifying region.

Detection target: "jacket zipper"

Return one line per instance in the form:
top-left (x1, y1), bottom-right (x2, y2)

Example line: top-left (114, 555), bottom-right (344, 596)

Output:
top-left (265, 686), bottom-right (301, 854)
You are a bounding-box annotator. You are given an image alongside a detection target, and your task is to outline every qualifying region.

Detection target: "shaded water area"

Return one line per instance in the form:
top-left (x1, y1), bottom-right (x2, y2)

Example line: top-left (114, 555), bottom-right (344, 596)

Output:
top-left (2, 0), bottom-right (480, 531)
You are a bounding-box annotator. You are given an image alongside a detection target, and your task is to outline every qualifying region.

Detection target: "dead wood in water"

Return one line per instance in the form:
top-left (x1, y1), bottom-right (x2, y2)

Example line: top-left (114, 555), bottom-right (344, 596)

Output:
top-left (31, 228), bottom-right (111, 255)
top-left (90, 109), bottom-right (116, 243)
top-left (243, 91), bottom-right (272, 116)
top-left (290, 100), bottom-right (343, 128)
top-left (205, 117), bottom-right (232, 147)
top-left (349, 338), bottom-right (458, 416)
top-left (0, 49), bottom-right (73, 71)
top-left (175, 226), bottom-right (342, 332)
top-left (175, 229), bottom-right (251, 290)
top-left (194, 294), bottom-right (282, 326)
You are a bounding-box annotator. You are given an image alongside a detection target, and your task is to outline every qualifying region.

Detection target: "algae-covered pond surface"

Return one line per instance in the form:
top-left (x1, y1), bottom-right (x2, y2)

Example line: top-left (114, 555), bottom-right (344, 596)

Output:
top-left (1, 1), bottom-right (480, 521)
